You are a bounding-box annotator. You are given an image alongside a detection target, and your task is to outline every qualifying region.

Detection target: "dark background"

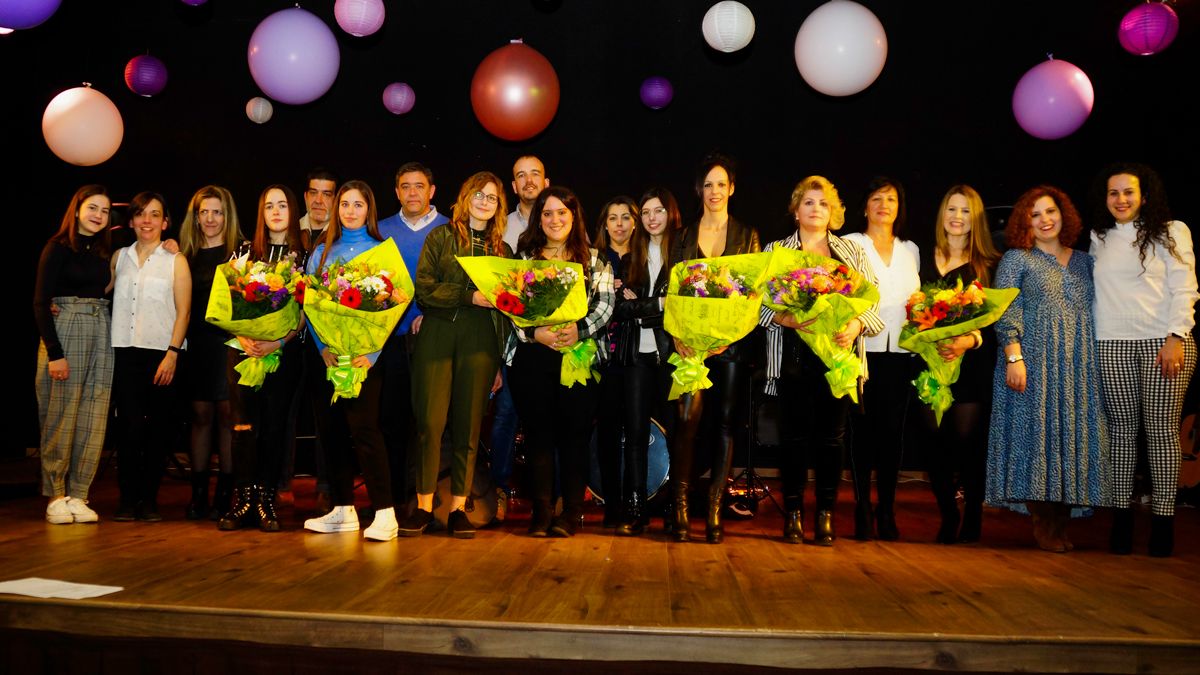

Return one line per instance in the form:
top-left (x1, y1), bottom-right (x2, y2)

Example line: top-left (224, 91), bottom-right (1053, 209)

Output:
top-left (7, 0), bottom-right (1198, 454)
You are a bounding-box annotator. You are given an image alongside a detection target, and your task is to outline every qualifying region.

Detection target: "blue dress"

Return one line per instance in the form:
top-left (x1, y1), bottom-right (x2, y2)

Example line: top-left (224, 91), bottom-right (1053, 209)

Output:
top-left (985, 248), bottom-right (1110, 508)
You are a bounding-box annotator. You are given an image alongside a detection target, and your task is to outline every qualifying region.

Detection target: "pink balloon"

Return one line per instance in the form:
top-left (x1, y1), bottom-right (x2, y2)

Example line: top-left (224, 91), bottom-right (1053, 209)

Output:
top-left (1012, 59), bottom-right (1094, 140)
top-left (247, 8), bottom-right (340, 105)
top-left (470, 41), bottom-right (560, 141)
top-left (42, 86), bottom-right (124, 166)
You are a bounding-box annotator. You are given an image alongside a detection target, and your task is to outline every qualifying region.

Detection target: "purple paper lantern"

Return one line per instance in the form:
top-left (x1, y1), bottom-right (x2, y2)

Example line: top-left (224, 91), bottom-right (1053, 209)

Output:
top-left (247, 7), bottom-right (341, 105)
top-left (124, 55), bottom-right (168, 97)
top-left (0, 0), bottom-right (62, 29)
top-left (1012, 58), bottom-right (1094, 140)
top-left (1118, 3), bottom-right (1179, 56)
top-left (382, 82), bottom-right (415, 115)
top-left (180, 0), bottom-right (208, 6)
top-left (334, 0), bottom-right (385, 37)
top-left (640, 76), bottom-right (673, 110)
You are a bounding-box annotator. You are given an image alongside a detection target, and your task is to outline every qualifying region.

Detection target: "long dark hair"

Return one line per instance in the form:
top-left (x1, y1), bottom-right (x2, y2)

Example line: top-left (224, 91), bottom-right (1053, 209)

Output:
top-left (627, 187), bottom-right (681, 289)
top-left (51, 184), bottom-right (111, 258)
top-left (518, 185), bottom-right (592, 270)
top-left (1091, 162), bottom-right (1181, 269)
top-left (856, 176), bottom-right (908, 238)
top-left (252, 184), bottom-right (303, 260)
top-left (317, 180), bottom-right (382, 270)
top-left (592, 196), bottom-right (638, 252)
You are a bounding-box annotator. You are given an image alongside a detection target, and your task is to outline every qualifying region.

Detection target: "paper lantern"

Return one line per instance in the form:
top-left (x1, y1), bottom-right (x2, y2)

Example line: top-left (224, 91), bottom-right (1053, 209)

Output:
top-left (639, 76), bottom-right (674, 109)
top-left (382, 82), bottom-right (415, 114)
top-left (702, 1), bottom-right (756, 53)
top-left (124, 55), bottom-right (168, 97)
top-left (470, 40), bottom-right (560, 141)
top-left (181, 0), bottom-right (208, 5)
top-left (1012, 58), bottom-right (1094, 140)
top-left (0, 0), bottom-right (62, 30)
top-left (334, 0), bottom-right (385, 37)
top-left (247, 7), bottom-right (340, 105)
top-left (794, 0), bottom-right (888, 97)
top-left (246, 97), bottom-right (274, 124)
top-left (1118, 2), bottom-right (1179, 55)
top-left (42, 85), bottom-right (124, 166)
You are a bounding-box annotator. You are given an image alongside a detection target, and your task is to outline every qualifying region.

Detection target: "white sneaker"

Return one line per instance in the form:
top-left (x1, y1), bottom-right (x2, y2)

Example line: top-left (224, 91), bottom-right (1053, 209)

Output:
top-left (304, 505), bottom-right (359, 533)
top-left (46, 498), bottom-right (73, 524)
top-left (65, 497), bottom-right (99, 523)
top-left (363, 507), bottom-right (398, 541)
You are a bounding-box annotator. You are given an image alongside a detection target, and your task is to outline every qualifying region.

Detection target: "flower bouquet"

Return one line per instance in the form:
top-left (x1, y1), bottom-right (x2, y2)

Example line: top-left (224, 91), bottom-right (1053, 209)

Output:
top-left (663, 253), bottom-right (772, 399)
top-left (205, 253), bottom-right (305, 389)
top-left (304, 238), bottom-right (412, 401)
top-left (456, 256), bottom-right (595, 386)
top-left (760, 248), bottom-right (880, 403)
top-left (898, 277), bottom-right (1018, 425)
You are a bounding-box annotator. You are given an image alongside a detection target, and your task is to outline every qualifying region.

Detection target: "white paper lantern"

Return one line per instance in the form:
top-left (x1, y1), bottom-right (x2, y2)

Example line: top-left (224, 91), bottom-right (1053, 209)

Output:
top-left (794, 0), bottom-right (888, 97)
top-left (334, 0), bottom-right (385, 37)
top-left (42, 85), bottom-right (124, 166)
top-left (702, 1), bottom-right (755, 53)
top-left (246, 96), bottom-right (274, 124)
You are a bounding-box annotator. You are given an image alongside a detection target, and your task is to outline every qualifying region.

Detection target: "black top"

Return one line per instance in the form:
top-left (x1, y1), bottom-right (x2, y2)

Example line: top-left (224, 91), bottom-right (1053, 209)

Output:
top-left (33, 235), bottom-right (111, 361)
top-left (188, 245), bottom-right (232, 338)
top-left (670, 216), bottom-right (761, 261)
top-left (919, 257), bottom-right (996, 403)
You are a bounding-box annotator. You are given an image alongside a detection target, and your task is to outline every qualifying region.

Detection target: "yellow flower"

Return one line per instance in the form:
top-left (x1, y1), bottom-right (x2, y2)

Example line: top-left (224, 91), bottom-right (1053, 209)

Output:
top-left (266, 273), bottom-right (285, 292)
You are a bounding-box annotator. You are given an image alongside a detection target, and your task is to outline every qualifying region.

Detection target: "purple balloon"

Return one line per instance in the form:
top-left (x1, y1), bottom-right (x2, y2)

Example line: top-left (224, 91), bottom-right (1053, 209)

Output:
top-left (1012, 59), bottom-right (1094, 140)
top-left (0, 0), bottom-right (62, 29)
top-left (382, 82), bottom-right (415, 115)
top-left (124, 55), bottom-right (168, 97)
top-left (1119, 3), bottom-right (1178, 56)
top-left (640, 76), bottom-right (673, 110)
top-left (180, 0), bottom-right (208, 5)
top-left (247, 8), bottom-right (340, 105)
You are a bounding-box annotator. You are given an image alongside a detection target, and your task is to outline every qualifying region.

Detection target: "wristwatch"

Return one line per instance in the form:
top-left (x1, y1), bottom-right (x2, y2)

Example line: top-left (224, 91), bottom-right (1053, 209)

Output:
top-left (1006, 354), bottom-right (1024, 364)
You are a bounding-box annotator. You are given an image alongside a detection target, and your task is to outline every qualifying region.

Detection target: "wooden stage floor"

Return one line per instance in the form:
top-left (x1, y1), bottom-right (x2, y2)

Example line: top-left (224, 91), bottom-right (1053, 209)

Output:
top-left (1, 472), bottom-right (1197, 673)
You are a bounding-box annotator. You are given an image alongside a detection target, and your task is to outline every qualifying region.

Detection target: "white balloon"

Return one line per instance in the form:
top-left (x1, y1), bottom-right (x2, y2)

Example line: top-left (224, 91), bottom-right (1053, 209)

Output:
top-left (794, 0), bottom-right (888, 97)
top-left (246, 96), bottom-right (274, 124)
top-left (42, 85), bottom-right (123, 166)
top-left (702, 1), bottom-right (755, 53)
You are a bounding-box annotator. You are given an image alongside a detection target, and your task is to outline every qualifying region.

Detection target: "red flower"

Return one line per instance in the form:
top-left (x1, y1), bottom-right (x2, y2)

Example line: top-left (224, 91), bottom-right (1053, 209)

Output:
top-left (381, 275), bottom-right (394, 294)
top-left (340, 287), bottom-right (362, 309)
top-left (932, 301), bottom-right (949, 320)
top-left (835, 265), bottom-right (850, 276)
top-left (243, 281), bottom-right (265, 303)
top-left (295, 280), bottom-right (306, 304)
top-left (495, 291), bottom-right (526, 315)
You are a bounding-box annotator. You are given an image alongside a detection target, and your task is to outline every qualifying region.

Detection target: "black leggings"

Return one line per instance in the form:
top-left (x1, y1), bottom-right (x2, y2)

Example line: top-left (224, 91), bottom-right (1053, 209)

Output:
top-left (228, 339), bottom-right (303, 488)
top-left (113, 347), bottom-right (178, 508)
top-left (920, 399), bottom-right (988, 514)
top-left (776, 333), bottom-right (849, 512)
top-left (850, 352), bottom-right (916, 509)
top-left (672, 347), bottom-right (750, 496)
top-left (597, 353), bottom-right (673, 501)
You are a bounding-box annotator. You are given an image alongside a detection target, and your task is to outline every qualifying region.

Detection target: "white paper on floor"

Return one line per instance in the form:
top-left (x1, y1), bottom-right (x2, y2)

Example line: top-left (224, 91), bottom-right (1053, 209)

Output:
top-left (0, 577), bottom-right (123, 599)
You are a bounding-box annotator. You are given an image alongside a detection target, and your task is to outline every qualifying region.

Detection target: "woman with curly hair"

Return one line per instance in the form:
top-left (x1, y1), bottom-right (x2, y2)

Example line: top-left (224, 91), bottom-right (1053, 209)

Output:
top-left (1091, 163), bottom-right (1198, 557)
top-left (986, 185), bottom-right (1109, 553)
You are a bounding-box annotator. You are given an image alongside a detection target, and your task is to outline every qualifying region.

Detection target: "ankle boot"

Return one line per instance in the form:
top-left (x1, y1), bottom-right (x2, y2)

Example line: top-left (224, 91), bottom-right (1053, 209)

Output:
top-left (706, 481), bottom-right (725, 544)
top-left (615, 491), bottom-right (645, 536)
top-left (210, 473), bottom-right (234, 521)
top-left (1028, 502), bottom-right (1065, 553)
top-left (853, 501), bottom-right (874, 541)
top-left (814, 509), bottom-right (835, 546)
top-left (783, 508), bottom-right (804, 544)
top-left (256, 485), bottom-right (281, 532)
top-left (528, 500), bottom-right (552, 537)
top-left (1053, 503), bottom-right (1074, 552)
top-left (1148, 514), bottom-right (1174, 558)
top-left (218, 486), bottom-right (257, 531)
top-left (933, 485), bottom-right (960, 545)
top-left (1110, 508), bottom-right (1134, 555)
top-left (958, 500), bottom-right (983, 543)
top-left (186, 471), bottom-right (209, 520)
top-left (875, 503), bottom-right (899, 541)
top-left (672, 481), bottom-right (690, 542)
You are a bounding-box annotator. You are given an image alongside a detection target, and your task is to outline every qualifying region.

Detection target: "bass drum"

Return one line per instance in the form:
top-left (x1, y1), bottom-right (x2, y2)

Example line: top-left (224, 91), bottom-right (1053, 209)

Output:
top-left (587, 418), bottom-right (669, 503)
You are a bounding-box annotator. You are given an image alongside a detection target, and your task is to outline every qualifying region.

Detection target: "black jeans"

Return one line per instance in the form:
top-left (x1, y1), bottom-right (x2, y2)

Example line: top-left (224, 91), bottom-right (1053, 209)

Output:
top-left (597, 353), bottom-right (674, 502)
top-left (850, 351), bottom-right (916, 509)
top-left (113, 347), bottom-right (178, 508)
top-left (228, 339), bottom-right (303, 488)
top-left (776, 333), bottom-right (849, 512)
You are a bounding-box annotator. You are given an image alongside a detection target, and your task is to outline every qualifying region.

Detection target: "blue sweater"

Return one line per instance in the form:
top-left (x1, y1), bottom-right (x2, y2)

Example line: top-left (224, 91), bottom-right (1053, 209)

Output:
top-left (378, 210), bottom-right (449, 335)
top-left (306, 226), bottom-right (386, 365)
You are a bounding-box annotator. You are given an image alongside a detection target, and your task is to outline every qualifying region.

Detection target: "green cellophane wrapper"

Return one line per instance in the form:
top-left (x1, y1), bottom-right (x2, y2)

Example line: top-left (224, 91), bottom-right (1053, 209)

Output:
top-left (898, 286), bottom-right (1019, 425)
top-left (205, 259), bottom-right (302, 390)
top-left (761, 248), bottom-right (880, 403)
top-left (305, 238), bottom-right (413, 402)
top-left (456, 256), bottom-right (597, 387)
top-left (663, 252), bottom-right (773, 400)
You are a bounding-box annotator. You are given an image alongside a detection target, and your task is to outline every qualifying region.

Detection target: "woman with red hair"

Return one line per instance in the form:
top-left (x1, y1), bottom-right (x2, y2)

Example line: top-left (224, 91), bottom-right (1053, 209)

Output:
top-left (985, 185), bottom-right (1109, 553)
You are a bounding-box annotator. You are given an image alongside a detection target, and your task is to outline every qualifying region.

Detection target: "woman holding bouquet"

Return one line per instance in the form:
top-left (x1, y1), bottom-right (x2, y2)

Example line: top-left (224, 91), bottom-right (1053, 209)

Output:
top-left (987, 186), bottom-right (1108, 553)
top-left (180, 185), bottom-right (244, 520)
top-left (1091, 163), bottom-right (1197, 557)
top-left (303, 181), bottom-right (398, 541)
top-left (35, 185), bottom-right (114, 524)
top-left (111, 192), bottom-right (191, 521)
top-left (401, 172), bottom-right (511, 539)
top-left (509, 186), bottom-right (615, 537)
top-left (843, 177), bottom-right (920, 541)
top-left (218, 185), bottom-right (307, 532)
top-left (919, 186), bottom-right (1001, 544)
top-left (669, 154), bottom-right (761, 544)
top-left (761, 176), bottom-right (884, 545)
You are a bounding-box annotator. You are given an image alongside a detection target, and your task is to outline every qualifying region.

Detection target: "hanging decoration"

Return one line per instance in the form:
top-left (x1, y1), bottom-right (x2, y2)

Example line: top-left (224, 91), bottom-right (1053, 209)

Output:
top-left (334, 0), bottom-right (385, 38)
top-left (793, 0), bottom-right (888, 97)
top-left (42, 84), bottom-right (124, 166)
top-left (639, 76), bottom-right (674, 109)
top-left (0, 0), bottom-right (62, 30)
top-left (1011, 56), bottom-right (1094, 140)
top-left (247, 7), bottom-right (340, 105)
top-left (1118, 2), bottom-right (1179, 55)
top-left (246, 96), bottom-right (274, 124)
top-left (382, 82), bottom-right (415, 115)
top-left (470, 40), bottom-right (560, 141)
top-left (702, 1), bottom-right (756, 53)
top-left (124, 54), bottom-right (169, 97)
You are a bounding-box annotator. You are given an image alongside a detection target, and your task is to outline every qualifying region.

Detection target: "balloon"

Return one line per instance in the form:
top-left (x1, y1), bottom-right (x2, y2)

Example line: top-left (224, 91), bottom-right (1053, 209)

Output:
top-left (181, 0), bottom-right (208, 5)
top-left (42, 85), bottom-right (123, 166)
top-left (124, 55), bottom-right (168, 97)
top-left (1118, 3), bottom-right (1178, 56)
top-left (0, 28), bottom-right (14, 35)
top-left (334, 0), bottom-right (385, 37)
top-left (470, 40), bottom-right (560, 141)
top-left (793, 0), bottom-right (888, 97)
top-left (246, 97), bottom-right (274, 124)
top-left (702, 1), bottom-right (755, 53)
top-left (247, 7), bottom-right (340, 105)
top-left (1012, 58), bottom-right (1094, 140)
top-left (382, 82), bottom-right (415, 115)
top-left (639, 76), bottom-right (673, 110)
top-left (0, 0), bottom-right (61, 30)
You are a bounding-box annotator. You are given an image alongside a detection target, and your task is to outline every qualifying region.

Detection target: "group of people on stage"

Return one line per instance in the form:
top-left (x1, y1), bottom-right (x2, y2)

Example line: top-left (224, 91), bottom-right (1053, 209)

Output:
top-left (34, 154), bottom-right (1196, 557)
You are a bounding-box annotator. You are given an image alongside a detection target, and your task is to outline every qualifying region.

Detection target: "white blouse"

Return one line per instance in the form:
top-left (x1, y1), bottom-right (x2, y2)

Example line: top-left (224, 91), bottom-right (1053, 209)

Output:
top-left (1090, 220), bottom-right (1198, 341)
top-left (843, 232), bottom-right (921, 353)
top-left (112, 244), bottom-right (181, 350)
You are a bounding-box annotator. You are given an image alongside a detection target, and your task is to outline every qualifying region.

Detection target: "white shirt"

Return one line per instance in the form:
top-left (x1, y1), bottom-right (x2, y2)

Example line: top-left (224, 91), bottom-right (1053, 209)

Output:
top-left (1090, 220), bottom-right (1198, 340)
top-left (503, 207), bottom-right (530, 253)
top-left (638, 243), bottom-right (665, 353)
top-left (112, 244), bottom-right (181, 350)
top-left (843, 232), bottom-right (921, 352)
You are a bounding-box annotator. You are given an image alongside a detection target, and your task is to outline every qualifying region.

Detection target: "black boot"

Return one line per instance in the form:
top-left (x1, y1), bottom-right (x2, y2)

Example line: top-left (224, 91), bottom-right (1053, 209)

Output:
top-left (814, 510), bottom-right (835, 546)
top-left (875, 503), bottom-right (899, 541)
top-left (672, 481), bottom-right (690, 542)
top-left (186, 470), bottom-right (209, 520)
top-left (783, 508), bottom-right (804, 544)
top-left (218, 486), bottom-right (257, 531)
top-left (958, 500), bottom-right (983, 543)
top-left (528, 500), bottom-right (552, 537)
top-left (603, 499), bottom-right (621, 529)
top-left (1110, 508), bottom-right (1134, 555)
top-left (933, 483), bottom-right (960, 545)
top-left (615, 491), bottom-right (645, 536)
top-left (706, 481), bottom-right (724, 544)
top-left (210, 472), bottom-right (234, 521)
top-left (1148, 514), bottom-right (1174, 558)
top-left (256, 485), bottom-right (281, 532)
top-left (853, 501), bottom-right (874, 541)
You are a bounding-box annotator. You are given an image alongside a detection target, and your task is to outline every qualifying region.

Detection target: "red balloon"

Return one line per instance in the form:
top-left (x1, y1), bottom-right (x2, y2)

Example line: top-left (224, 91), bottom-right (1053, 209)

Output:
top-left (470, 42), bottom-right (560, 141)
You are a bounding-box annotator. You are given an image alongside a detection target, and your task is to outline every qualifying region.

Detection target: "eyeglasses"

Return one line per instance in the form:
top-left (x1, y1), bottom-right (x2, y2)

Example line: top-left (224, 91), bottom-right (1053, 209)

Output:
top-left (640, 207), bottom-right (668, 218)
top-left (472, 191), bottom-right (499, 205)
